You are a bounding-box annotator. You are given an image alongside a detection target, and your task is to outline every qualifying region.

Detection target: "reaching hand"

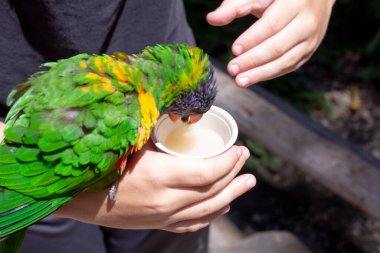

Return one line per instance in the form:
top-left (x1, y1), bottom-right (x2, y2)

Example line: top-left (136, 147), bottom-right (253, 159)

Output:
top-left (55, 141), bottom-right (254, 233)
top-left (207, 0), bottom-right (335, 87)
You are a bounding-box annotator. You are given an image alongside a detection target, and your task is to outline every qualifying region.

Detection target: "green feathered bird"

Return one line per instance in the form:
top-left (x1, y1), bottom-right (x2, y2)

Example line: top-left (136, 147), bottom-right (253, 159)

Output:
top-left (0, 44), bottom-right (217, 253)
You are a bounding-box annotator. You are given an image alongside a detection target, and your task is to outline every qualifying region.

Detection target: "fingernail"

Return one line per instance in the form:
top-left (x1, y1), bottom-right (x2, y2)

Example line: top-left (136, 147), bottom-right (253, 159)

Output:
top-left (229, 64), bottom-right (240, 76)
top-left (207, 11), bottom-right (216, 17)
top-left (246, 178), bottom-right (256, 189)
top-left (236, 147), bottom-right (243, 157)
top-left (222, 206), bottom-right (230, 215)
top-left (233, 44), bottom-right (244, 55)
top-left (237, 76), bottom-right (249, 87)
top-left (242, 147), bottom-right (250, 159)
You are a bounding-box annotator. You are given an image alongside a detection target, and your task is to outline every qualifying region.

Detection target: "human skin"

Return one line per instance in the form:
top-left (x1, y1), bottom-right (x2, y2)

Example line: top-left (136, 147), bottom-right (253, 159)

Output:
top-left (207, 0), bottom-right (336, 87)
top-left (0, 121), bottom-right (254, 233)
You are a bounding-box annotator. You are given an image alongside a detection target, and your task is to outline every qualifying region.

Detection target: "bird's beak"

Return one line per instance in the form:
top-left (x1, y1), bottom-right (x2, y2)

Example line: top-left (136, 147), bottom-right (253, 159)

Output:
top-left (168, 113), bottom-right (203, 125)
top-left (183, 114), bottom-right (203, 125)
top-left (168, 113), bottom-right (181, 123)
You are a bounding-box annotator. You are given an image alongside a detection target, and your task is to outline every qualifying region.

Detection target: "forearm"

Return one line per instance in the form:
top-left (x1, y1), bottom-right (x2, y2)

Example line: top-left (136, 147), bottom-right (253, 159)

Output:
top-left (54, 144), bottom-right (253, 232)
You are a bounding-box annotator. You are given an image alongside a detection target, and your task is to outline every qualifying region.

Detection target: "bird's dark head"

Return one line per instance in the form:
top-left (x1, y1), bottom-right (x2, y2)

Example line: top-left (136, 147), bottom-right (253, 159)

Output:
top-left (139, 44), bottom-right (218, 124)
top-left (166, 66), bottom-right (217, 124)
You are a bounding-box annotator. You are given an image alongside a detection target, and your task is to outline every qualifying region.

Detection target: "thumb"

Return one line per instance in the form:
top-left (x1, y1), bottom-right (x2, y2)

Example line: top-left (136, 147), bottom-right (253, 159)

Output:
top-left (206, 0), bottom-right (274, 26)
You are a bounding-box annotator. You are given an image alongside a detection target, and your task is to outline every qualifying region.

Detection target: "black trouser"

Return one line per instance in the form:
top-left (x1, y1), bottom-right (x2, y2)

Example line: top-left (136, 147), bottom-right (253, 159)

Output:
top-left (20, 216), bottom-right (209, 253)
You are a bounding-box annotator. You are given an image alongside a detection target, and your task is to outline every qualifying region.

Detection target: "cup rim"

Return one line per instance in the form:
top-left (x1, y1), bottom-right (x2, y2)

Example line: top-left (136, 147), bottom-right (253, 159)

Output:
top-left (151, 105), bottom-right (238, 159)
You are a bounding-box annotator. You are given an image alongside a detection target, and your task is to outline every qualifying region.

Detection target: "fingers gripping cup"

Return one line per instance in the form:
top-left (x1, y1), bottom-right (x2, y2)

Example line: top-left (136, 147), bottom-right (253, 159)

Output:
top-left (152, 106), bottom-right (238, 159)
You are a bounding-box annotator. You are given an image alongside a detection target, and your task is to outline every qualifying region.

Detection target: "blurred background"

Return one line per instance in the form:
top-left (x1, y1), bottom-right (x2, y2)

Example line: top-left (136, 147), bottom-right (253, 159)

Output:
top-left (184, 1), bottom-right (380, 253)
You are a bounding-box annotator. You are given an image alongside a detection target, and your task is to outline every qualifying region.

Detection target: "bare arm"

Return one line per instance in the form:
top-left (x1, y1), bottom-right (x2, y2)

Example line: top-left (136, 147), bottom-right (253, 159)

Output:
top-left (55, 142), bottom-right (253, 232)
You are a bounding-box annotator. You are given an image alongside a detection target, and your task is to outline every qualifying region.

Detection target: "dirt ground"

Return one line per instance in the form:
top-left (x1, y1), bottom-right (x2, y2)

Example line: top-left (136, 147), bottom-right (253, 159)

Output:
top-left (312, 83), bottom-right (380, 160)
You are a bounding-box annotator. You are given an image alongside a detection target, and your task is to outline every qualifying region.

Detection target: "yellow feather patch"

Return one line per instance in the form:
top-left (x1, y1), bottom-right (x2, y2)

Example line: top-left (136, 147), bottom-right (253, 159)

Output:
top-left (79, 60), bottom-right (87, 69)
top-left (83, 73), bottom-right (116, 93)
top-left (93, 82), bottom-right (116, 94)
top-left (85, 72), bottom-right (100, 80)
top-left (94, 58), bottom-right (106, 73)
top-left (132, 92), bottom-right (160, 151)
top-left (102, 82), bottom-right (117, 92)
top-left (93, 83), bottom-right (101, 94)
top-left (82, 86), bottom-right (90, 92)
top-left (112, 61), bottom-right (127, 83)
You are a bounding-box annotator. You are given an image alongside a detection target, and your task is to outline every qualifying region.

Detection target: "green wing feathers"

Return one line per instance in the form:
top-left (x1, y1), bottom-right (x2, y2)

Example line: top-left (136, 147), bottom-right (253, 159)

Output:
top-left (0, 188), bottom-right (71, 237)
top-left (0, 188), bottom-right (71, 253)
top-left (0, 229), bottom-right (27, 253)
top-left (0, 53), bottom-right (143, 242)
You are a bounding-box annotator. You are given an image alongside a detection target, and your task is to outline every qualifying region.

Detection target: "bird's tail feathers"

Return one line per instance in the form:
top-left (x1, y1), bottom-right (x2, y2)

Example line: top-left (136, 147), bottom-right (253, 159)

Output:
top-left (0, 188), bottom-right (71, 253)
top-left (0, 229), bottom-right (26, 253)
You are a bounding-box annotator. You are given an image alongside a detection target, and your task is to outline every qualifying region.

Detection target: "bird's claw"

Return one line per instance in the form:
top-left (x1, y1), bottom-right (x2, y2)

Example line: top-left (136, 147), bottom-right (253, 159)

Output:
top-left (108, 181), bottom-right (118, 203)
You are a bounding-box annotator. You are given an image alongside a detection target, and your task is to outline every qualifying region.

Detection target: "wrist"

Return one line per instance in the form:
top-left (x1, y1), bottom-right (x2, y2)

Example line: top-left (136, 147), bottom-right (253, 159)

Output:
top-left (53, 190), bottom-right (107, 221)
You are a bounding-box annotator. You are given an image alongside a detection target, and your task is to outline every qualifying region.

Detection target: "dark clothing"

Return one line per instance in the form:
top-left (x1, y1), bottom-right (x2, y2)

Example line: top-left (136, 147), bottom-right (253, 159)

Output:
top-left (20, 216), bottom-right (209, 253)
top-left (0, 1), bottom-right (206, 252)
top-left (0, 0), bottom-right (195, 116)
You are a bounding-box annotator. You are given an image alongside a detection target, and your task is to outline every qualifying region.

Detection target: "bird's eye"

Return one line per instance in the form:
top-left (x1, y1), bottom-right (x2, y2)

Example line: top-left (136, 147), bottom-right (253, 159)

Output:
top-left (191, 101), bottom-right (202, 111)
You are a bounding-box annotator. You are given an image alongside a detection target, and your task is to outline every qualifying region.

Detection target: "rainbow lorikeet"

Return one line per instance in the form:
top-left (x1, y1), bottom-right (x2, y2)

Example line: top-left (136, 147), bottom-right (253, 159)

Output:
top-left (0, 44), bottom-right (217, 253)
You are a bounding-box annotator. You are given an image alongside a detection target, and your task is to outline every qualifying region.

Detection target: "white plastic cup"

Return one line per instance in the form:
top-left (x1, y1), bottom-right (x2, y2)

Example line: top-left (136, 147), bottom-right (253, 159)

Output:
top-left (152, 106), bottom-right (238, 159)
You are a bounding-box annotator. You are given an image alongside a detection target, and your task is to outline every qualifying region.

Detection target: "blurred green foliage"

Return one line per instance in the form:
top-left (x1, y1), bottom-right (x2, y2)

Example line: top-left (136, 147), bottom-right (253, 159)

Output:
top-left (240, 134), bottom-right (279, 181)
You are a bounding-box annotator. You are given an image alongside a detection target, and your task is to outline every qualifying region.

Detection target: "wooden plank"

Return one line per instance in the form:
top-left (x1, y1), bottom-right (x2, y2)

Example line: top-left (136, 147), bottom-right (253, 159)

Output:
top-left (214, 67), bottom-right (380, 219)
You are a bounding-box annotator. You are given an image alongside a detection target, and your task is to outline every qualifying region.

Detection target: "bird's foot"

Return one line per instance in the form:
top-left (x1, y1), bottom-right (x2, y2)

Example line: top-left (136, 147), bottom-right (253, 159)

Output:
top-left (108, 181), bottom-right (118, 203)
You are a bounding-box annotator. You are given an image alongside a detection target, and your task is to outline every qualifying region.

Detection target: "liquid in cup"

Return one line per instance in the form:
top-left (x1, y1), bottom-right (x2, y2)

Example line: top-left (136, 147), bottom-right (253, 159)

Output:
top-left (152, 106), bottom-right (238, 159)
